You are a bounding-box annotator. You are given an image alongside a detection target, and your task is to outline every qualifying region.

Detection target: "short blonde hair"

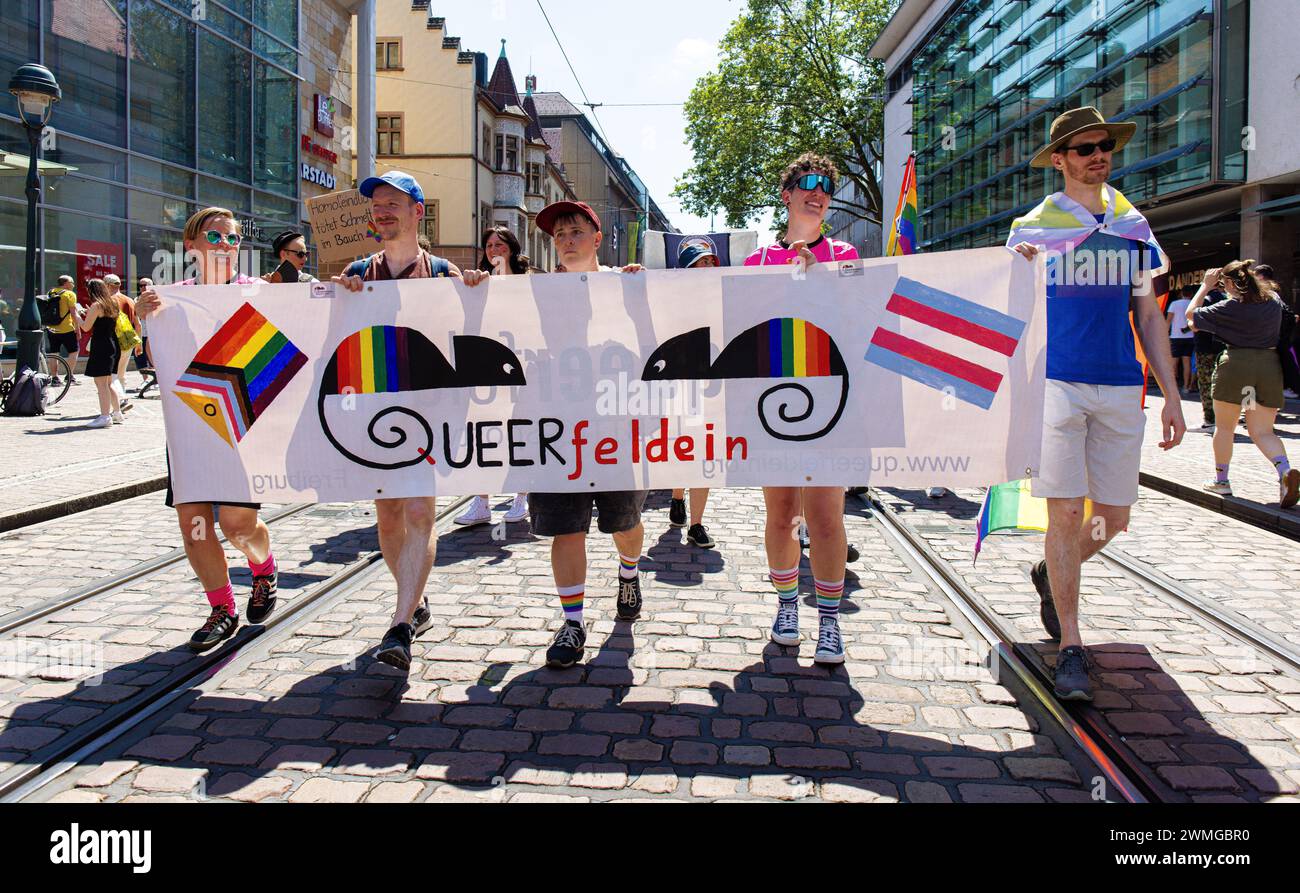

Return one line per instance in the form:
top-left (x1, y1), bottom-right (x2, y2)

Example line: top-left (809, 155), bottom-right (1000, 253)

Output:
top-left (183, 206), bottom-right (239, 244)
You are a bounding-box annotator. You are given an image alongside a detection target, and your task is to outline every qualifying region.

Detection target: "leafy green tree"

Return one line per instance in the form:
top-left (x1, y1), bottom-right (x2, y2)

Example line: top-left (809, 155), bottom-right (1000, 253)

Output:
top-left (676, 0), bottom-right (894, 231)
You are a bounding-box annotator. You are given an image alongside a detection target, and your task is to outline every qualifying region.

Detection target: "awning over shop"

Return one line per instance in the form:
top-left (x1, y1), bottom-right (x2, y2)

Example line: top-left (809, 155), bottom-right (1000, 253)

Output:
top-left (0, 152), bottom-right (75, 177)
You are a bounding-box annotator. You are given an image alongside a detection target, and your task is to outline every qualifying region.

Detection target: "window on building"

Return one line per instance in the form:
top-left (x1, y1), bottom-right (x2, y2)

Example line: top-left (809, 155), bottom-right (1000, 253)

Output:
top-left (505, 136), bottom-right (520, 173)
top-left (377, 39), bottom-right (402, 70)
top-left (482, 125), bottom-right (492, 164)
top-left (377, 114), bottom-right (403, 155)
top-left (480, 203), bottom-right (492, 232)
top-left (421, 201), bottom-right (439, 246)
top-left (128, 0), bottom-right (196, 167)
top-left (527, 162), bottom-right (542, 194)
top-left (495, 134), bottom-right (503, 171)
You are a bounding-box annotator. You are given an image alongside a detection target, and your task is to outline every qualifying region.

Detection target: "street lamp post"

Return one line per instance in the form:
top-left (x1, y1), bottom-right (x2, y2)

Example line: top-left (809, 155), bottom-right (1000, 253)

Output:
top-left (7, 63), bottom-right (60, 376)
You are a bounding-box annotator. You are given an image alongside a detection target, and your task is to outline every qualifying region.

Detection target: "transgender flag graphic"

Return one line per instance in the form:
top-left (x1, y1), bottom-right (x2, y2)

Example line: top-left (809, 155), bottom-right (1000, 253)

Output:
top-left (865, 277), bottom-right (1026, 410)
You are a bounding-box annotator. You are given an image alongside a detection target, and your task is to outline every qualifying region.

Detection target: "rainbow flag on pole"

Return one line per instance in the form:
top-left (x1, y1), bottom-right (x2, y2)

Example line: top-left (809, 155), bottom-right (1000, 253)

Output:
top-left (886, 154), bottom-right (918, 256)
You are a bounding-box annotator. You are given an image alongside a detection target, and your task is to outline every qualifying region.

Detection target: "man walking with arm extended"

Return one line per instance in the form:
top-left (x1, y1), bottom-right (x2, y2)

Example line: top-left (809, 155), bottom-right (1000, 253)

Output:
top-left (331, 172), bottom-right (487, 670)
top-left (1008, 107), bottom-right (1185, 700)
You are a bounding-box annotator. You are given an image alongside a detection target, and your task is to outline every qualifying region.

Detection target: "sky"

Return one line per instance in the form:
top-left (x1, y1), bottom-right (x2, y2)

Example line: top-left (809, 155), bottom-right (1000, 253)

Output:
top-left (442, 0), bottom-right (775, 238)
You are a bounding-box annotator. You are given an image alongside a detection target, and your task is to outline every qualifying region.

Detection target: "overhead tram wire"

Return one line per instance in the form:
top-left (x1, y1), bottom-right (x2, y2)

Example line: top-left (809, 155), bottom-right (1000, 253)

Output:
top-left (534, 0), bottom-right (615, 148)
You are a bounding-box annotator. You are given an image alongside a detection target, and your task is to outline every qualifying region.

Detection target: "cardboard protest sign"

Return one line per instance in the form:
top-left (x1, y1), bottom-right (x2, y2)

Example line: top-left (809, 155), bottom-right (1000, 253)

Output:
top-left (150, 247), bottom-right (1045, 503)
top-left (305, 189), bottom-right (381, 264)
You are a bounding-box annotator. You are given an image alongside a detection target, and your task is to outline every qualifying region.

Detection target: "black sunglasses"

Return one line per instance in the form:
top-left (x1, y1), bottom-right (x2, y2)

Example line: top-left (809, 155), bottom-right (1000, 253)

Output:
top-left (284, 249), bottom-right (308, 259)
top-left (1062, 137), bottom-right (1117, 157)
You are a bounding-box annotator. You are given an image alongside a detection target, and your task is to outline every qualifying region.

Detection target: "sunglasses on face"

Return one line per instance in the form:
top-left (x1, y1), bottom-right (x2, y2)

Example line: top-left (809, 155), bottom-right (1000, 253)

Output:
top-left (284, 249), bottom-right (308, 259)
top-left (794, 173), bottom-right (834, 195)
top-left (1063, 137), bottom-right (1117, 157)
top-left (204, 230), bottom-right (242, 246)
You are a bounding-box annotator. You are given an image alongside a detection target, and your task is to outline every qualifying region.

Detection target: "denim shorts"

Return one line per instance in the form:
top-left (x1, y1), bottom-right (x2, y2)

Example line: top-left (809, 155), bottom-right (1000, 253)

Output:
top-left (529, 490), bottom-right (646, 537)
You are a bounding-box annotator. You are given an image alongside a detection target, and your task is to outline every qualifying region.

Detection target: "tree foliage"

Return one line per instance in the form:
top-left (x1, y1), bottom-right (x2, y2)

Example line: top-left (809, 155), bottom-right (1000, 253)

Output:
top-left (675, 0), bottom-right (894, 231)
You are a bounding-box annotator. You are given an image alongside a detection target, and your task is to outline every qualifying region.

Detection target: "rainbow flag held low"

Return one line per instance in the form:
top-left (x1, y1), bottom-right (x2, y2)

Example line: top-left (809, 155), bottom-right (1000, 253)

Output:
top-left (974, 480), bottom-right (1096, 563)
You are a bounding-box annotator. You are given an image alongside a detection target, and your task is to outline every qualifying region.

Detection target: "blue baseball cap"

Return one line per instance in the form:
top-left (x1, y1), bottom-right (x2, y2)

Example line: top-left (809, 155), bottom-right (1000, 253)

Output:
top-left (359, 171), bottom-right (425, 205)
top-left (676, 239), bottom-right (718, 269)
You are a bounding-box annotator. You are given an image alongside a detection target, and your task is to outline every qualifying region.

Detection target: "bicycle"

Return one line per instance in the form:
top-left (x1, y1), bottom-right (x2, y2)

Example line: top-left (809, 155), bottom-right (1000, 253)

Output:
top-left (0, 339), bottom-right (74, 407)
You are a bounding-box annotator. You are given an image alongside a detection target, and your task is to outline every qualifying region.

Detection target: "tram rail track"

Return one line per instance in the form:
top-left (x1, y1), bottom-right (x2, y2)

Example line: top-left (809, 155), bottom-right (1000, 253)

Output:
top-left (864, 492), bottom-right (1172, 804)
top-left (0, 495), bottom-right (473, 803)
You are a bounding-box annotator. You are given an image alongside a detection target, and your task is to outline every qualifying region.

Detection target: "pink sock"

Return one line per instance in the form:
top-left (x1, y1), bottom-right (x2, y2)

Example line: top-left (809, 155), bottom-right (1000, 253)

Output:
top-left (249, 553), bottom-right (276, 577)
top-left (206, 582), bottom-right (236, 614)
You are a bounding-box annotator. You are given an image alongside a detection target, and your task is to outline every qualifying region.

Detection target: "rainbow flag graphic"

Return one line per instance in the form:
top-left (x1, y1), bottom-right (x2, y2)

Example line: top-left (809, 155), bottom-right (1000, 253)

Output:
top-left (864, 277), bottom-right (1026, 409)
top-left (325, 326), bottom-right (419, 394)
top-left (974, 480), bottom-right (1092, 564)
top-left (886, 154), bottom-right (918, 257)
top-left (174, 303), bottom-right (307, 447)
top-left (365, 221), bottom-right (382, 243)
top-left (751, 318), bottom-right (837, 377)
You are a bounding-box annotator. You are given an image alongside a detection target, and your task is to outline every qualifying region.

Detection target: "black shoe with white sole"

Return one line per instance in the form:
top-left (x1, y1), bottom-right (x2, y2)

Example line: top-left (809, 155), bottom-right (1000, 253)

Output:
top-left (1053, 645), bottom-right (1092, 701)
top-left (375, 622), bottom-right (414, 671)
top-left (412, 598), bottom-right (432, 636)
top-left (686, 523), bottom-right (715, 548)
top-left (546, 620), bottom-right (587, 668)
top-left (616, 574), bottom-right (643, 621)
top-left (189, 606), bottom-right (239, 653)
top-left (245, 572), bottom-right (278, 624)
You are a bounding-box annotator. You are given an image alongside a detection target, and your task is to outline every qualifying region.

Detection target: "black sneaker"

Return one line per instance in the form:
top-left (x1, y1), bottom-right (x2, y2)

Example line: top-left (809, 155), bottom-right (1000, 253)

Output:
top-left (616, 574), bottom-right (643, 621)
top-left (686, 523), bottom-right (715, 549)
top-left (1053, 645), bottom-right (1092, 701)
top-left (246, 571), bottom-right (278, 624)
top-left (375, 622), bottom-right (414, 671)
top-left (668, 498), bottom-right (687, 528)
top-left (546, 620), bottom-right (587, 668)
top-left (1030, 559), bottom-right (1061, 640)
top-left (847, 542), bottom-right (860, 564)
top-left (846, 486), bottom-right (868, 497)
top-left (189, 606), bottom-right (239, 653)
top-left (412, 598), bottom-right (432, 636)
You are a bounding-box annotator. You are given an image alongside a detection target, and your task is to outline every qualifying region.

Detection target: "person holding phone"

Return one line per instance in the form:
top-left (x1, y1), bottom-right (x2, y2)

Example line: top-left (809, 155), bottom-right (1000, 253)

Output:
top-left (264, 230), bottom-right (318, 284)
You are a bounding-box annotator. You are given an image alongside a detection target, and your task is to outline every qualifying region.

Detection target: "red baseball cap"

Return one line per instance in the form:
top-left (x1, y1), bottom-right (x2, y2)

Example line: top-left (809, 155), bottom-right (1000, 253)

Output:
top-left (536, 200), bottom-right (601, 235)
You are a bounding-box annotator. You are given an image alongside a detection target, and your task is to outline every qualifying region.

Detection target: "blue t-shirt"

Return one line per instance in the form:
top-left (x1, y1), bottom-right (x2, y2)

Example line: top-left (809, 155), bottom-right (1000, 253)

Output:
top-left (1045, 217), bottom-right (1156, 385)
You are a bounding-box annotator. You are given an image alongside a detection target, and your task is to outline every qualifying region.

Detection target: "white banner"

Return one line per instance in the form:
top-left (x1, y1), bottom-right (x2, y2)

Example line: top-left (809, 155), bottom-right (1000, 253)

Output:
top-left (151, 247), bottom-right (1045, 503)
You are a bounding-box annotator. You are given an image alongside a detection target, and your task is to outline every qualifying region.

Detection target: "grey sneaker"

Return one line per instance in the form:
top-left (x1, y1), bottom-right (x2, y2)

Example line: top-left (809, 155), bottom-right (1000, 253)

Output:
top-left (770, 600), bottom-right (801, 646)
top-left (813, 617), bottom-right (845, 665)
top-left (1053, 645), bottom-right (1092, 701)
top-left (1202, 479), bottom-right (1232, 496)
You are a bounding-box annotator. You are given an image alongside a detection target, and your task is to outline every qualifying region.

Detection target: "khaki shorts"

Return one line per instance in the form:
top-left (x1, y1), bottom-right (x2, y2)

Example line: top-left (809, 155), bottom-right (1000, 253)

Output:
top-left (1032, 380), bottom-right (1145, 506)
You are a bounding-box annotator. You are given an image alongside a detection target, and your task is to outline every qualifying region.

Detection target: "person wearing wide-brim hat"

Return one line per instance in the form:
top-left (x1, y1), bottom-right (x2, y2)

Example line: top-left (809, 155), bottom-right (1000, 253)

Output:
top-left (1006, 106), bottom-right (1185, 703)
top-left (1027, 105), bottom-right (1136, 169)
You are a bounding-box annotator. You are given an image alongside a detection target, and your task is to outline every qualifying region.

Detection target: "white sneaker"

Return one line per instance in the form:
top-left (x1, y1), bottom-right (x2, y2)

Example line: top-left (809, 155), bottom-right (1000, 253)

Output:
top-left (1202, 479), bottom-right (1232, 496)
top-left (926, 486), bottom-right (947, 498)
top-left (454, 495), bottom-right (492, 526)
top-left (1284, 388), bottom-right (1299, 400)
top-left (86, 415), bottom-right (112, 428)
top-left (111, 410), bottom-right (125, 424)
top-left (503, 493), bottom-right (529, 523)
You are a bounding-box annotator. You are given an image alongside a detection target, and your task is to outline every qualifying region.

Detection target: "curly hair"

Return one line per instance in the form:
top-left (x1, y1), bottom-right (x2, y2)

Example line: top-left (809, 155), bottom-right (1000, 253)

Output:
top-left (780, 152), bottom-right (840, 194)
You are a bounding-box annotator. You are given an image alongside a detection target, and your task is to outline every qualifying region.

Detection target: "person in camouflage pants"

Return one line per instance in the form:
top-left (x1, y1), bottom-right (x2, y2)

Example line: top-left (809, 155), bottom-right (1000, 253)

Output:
top-left (1193, 287), bottom-right (1227, 428)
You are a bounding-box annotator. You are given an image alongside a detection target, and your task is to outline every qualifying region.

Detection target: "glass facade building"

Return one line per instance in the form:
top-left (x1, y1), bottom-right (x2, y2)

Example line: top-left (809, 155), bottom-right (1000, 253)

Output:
top-left (0, 0), bottom-right (318, 338)
top-left (902, 0), bottom-right (1247, 252)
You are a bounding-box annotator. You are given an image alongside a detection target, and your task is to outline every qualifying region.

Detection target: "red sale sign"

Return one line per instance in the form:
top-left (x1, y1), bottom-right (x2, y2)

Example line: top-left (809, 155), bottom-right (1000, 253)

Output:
top-left (75, 239), bottom-right (124, 349)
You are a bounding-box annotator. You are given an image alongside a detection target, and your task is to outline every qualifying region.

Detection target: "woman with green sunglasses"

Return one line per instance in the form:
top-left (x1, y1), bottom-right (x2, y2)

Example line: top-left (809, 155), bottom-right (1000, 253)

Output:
top-left (137, 207), bottom-right (280, 654)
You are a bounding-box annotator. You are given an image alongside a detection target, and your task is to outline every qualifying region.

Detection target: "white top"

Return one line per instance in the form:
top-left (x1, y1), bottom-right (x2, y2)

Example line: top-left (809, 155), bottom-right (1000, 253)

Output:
top-left (1166, 297), bottom-right (1193, 339)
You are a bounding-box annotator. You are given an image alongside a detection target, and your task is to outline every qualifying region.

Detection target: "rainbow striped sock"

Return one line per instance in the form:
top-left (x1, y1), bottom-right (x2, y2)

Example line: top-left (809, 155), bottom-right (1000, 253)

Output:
top-left (815, 578), bottom-right (844, 620)
top-left (770, 566), bottom-right (799, 603)
top-left (557, 584), bottom-right (584, 624)
top-left (618, 553), bottom-right (639, 580)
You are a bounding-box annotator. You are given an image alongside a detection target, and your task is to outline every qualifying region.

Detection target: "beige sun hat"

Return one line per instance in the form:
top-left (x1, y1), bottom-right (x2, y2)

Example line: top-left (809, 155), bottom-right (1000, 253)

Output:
top-left (1030, 106), bottom-right (1137, 169)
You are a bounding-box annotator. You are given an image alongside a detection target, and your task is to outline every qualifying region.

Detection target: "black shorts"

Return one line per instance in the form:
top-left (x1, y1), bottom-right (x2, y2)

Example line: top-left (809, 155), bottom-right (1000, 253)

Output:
top-left (1170, 338), bottom-right (1195, 358)
top-left (164, 452), bottom-right (260, 510)
top-left (46, 330), bottom-right (78, 355)
top-left (135, 337), bottom-right (153, 370)
top-left (529, 490), bottom-right (646, 537)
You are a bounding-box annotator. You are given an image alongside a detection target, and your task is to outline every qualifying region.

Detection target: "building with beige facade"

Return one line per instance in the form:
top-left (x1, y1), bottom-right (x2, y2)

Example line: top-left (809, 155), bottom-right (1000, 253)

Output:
top-left (365, 7), bottom-right (576, 272)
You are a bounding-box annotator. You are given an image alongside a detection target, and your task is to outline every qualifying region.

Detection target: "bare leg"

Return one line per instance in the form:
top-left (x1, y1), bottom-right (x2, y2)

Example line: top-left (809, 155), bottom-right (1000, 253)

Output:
top-left (176, 504), bottom-right (229, 591)
top-left (376, 497), bottom-right (436, 626)
top-left (216, 507), bottom-right (270, 566)
top-left (1211, 400), bottom-right (1239, 468)
top-left (688, 488), bottom-right (709, 526)
top-left (1243, 406), bottom-right (1285, 464)
top-left (763, 486), bottom-right (802, 573)
top-left (1045, 498), bottom-right (1130, 649)
top-left (611, 522), bottom-right (645, 568)
top-left (551, 533), bottom-right (587, 590)
top-left (802, 487), bottom-right (847, 584)
top-left (93, 375), bottom-right (112, 416)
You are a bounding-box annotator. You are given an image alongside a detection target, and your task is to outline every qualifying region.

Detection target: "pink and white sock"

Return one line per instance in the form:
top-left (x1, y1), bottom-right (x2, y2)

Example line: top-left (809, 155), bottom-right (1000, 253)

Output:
top-left (249, 552), bottom-right (276, 578)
